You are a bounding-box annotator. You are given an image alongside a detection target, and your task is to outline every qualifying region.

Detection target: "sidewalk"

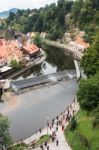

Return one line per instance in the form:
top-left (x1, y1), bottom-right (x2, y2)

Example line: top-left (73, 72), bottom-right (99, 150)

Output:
top-left (23, 101), bottom-right (80, 150)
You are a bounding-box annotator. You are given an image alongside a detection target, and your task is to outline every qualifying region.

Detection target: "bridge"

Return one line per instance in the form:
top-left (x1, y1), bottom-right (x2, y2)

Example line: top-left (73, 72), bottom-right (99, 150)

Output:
top-left (11, 70), bottom-right (76, 92)
top-left (43, 40), bottom-right (83, 60)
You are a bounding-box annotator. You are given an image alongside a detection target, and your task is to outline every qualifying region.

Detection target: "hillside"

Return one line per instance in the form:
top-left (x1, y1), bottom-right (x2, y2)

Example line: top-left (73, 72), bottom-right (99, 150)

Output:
top-left (0, 8), bottom-right (18, 19)
top-left (4, 0), bottom-right (99, 43)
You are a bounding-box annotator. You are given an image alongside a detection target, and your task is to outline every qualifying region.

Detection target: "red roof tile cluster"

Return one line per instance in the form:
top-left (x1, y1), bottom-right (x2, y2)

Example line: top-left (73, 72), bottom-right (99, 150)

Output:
top-left (0, 39), bottom-right (23, 64)
top-left (23, 44), bottom-right (39, 55)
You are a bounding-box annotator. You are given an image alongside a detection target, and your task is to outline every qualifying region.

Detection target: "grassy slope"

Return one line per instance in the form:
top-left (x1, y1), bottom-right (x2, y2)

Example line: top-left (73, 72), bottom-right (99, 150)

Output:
top-left (64, 110), bottom-right (99, 150)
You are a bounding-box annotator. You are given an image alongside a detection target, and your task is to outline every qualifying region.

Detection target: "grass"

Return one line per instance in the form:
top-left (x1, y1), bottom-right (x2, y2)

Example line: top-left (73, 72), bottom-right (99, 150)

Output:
top-left (35, 134), bottom-right (50, 146)
top-left (8, 134), bottom-right (50, 150)
top-left (64, 110), bottom-right (99, 150)
top-left (8, 143), bottom-right (28, 150)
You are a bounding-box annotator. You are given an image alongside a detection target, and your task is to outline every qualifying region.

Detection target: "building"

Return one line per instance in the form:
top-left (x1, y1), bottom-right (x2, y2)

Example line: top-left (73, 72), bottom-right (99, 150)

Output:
top-left (0, 39), bottom-right (24, 67)
top-left (22, 44), bottom-right (40, 59)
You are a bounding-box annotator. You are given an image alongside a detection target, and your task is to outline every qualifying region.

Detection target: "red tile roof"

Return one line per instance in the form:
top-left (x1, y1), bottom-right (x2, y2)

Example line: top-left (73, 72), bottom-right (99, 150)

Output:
top-left (0, 39), bottom-right (23, 63)
top-left (23, 44), bottom-right (39, 55)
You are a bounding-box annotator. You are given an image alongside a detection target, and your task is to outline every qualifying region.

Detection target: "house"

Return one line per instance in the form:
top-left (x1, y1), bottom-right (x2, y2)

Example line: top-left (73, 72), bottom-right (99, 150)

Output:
top-left (0, 39), bottom-right (23, 67)
top-left (22, 44), bottom-right (40, 59)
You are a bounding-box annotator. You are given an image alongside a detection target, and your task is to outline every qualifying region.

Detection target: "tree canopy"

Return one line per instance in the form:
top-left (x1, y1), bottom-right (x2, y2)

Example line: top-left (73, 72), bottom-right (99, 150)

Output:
top-left (0, 114), bottom-right (11, 148)
top-left (5, 0), bottom-right (99, 41)
top-left (77, 72), bottom-right (99, 112)
top-left (81, 33), bottom-right (99, 77)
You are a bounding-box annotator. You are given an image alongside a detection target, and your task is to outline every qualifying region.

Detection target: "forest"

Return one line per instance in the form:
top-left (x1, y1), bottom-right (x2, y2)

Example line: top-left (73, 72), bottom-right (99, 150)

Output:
top-left (1, 0), bottom-right (99, 42)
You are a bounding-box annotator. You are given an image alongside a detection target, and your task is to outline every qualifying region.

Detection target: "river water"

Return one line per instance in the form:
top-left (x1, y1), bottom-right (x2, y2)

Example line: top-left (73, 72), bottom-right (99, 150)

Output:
top-left (0, 45), bottom-right (77, 142)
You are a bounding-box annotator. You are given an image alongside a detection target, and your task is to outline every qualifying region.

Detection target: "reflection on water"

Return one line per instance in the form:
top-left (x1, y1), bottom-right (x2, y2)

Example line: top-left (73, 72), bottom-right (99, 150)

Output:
top-left (0, 79), bottom-right (77, 142)
top-left (14, 45), bottom-right (75, 80)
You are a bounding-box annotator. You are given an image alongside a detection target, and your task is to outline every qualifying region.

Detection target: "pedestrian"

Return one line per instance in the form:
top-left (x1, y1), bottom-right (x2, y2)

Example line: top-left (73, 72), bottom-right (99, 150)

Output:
top-left (56, 139), bottom-right (59, 146)
top-left (40, 145), bottom-right (44, 150)
top-left (62, 125), bottom-right (64, 131)
top-left (47, 145), bottom-right (49, 150)
top-left (49, 124), bottom-right (52, 130)
top-left (52, 136), bottom-right (55, 142)
top-left (73, 110), bottom-right (75, 115)
top-left (56, 116), bottom-right (59, 120)
top-left (52, 118), bottom-right (54, 123)
top-left (45, 141), bottom-right (47, 147)
top-left (39, 128), bottom-right (42, 133)
top-left (47, 122), bottom-right (49, 127)
top-left (56, 126), bottom-right (58, 131)
top-left (52, 122), bottom-right (54, 127)
top-left (32, 142), bottom-right (35, 149)
top-left (56, 121), bottom-right (59, 126)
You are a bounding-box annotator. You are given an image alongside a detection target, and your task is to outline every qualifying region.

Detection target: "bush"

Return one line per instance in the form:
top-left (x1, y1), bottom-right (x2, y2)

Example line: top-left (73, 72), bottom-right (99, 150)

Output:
top-left (70, 116), bottom-right (77, 130)
top-left (10, 59), bottom-right (20, 69)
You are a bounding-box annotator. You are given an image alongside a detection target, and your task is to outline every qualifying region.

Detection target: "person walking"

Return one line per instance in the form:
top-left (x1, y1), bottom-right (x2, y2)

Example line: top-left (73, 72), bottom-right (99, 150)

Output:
top-left (39, 128), bottom-right (42, 133)
top-left (56, 139), bottom-right (59, 146)
top-left (56, 126), bottom-right (58, 131)
top-left (40, 145), bottom-right (44, 150)
top-left (45, 141), bottom-right (47, 147)
top-left (47, 145), bottom-right (49, 150)
top-left (52, 118), bottom-right (54, 124)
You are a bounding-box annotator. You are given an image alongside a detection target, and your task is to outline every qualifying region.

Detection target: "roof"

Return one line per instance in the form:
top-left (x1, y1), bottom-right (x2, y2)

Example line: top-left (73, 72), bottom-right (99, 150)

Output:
top-left (0, 39), bottom-right (23, 63)
top-left (23, 44), bottom-right (39, 55)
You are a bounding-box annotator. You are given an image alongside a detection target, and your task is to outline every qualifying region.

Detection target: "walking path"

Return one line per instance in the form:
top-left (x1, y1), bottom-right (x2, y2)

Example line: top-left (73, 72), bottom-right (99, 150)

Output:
top-left (23, 100), bottom-right (80, 150)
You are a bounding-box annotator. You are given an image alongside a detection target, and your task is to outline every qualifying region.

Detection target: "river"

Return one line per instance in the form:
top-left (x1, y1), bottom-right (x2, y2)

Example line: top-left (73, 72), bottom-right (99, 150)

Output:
top-left (0, 45), bottom-right (77, 142)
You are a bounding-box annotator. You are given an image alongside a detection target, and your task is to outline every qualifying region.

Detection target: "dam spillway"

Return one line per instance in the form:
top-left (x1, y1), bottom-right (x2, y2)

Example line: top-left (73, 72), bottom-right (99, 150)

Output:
top-left (11, 70), bottom-right (76, 92)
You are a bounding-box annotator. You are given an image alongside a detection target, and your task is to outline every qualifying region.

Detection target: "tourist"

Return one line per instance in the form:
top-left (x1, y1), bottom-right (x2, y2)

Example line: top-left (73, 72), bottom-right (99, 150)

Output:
top-left (49, 124), bottom-right (52, 130)
top-left (56, 116), bottom-right (59, 120)
top-left (56, 139), bottom-right (59, 146)
top-left (56, 126), bottom-right (58, 131)
top-left (52, 118), bottom-right (54, 124)
top-left (39, 128), bottom-right (42, 133)
top-left (56, 121), bottom-right (59, 126)
top-left (47, 145), bottom-right (49, 150)
top-left (32, 142), bottom-right (35, 149)
top-left (52, 122), bottom-right (54, 127)
top-left (40, 145), bottom-right (44, 150)
top-left (52, 136), bottom-right (55, 142)
top-left (45, 141), bottom-right (47, 147)
top-left (62, 125), bottom-right (64, 131)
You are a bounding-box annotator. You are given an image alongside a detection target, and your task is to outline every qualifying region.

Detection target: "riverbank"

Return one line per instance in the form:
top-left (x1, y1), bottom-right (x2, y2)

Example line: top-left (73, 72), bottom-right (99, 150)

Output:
top-left (42, 40), bottom-right (83, 60)
top-left (64, 110), bottom-right (99, 150)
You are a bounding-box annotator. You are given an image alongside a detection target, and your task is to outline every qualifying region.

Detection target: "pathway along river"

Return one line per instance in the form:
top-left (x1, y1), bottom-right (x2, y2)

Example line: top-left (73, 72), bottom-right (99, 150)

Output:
top-left (0, 45), bottom-right (77, 142)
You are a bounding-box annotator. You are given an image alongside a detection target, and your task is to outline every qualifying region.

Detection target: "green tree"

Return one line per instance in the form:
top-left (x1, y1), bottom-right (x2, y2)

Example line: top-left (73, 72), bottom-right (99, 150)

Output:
top-left (33, 34), bottom-right (42, 48)
top-left (81, 33), bottom-right (99, 77)
top-left (77, 73), bottom-right (99, 112)
top-left (93, 105), bottom-right (99, 128)
top-left (0, 114), bottom-right (11, 148)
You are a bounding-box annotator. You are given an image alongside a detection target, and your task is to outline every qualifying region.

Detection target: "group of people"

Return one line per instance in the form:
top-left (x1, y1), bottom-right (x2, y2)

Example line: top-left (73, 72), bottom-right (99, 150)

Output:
top-left (33, 100), bottom-right (76, 150)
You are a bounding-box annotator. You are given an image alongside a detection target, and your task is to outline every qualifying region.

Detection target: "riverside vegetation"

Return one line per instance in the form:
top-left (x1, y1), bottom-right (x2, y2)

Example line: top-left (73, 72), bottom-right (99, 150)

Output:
top-left (64, 32), bottom-right (99, 150)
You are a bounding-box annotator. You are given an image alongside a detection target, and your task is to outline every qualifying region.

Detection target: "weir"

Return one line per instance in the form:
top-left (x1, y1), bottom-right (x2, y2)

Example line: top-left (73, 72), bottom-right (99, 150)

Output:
top-left (11, 70), bottom-right (76, 92)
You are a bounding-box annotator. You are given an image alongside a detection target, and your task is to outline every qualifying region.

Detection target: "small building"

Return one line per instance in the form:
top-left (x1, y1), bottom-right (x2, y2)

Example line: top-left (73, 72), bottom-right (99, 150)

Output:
top-left (22, 44), bottom-right (40, 59)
